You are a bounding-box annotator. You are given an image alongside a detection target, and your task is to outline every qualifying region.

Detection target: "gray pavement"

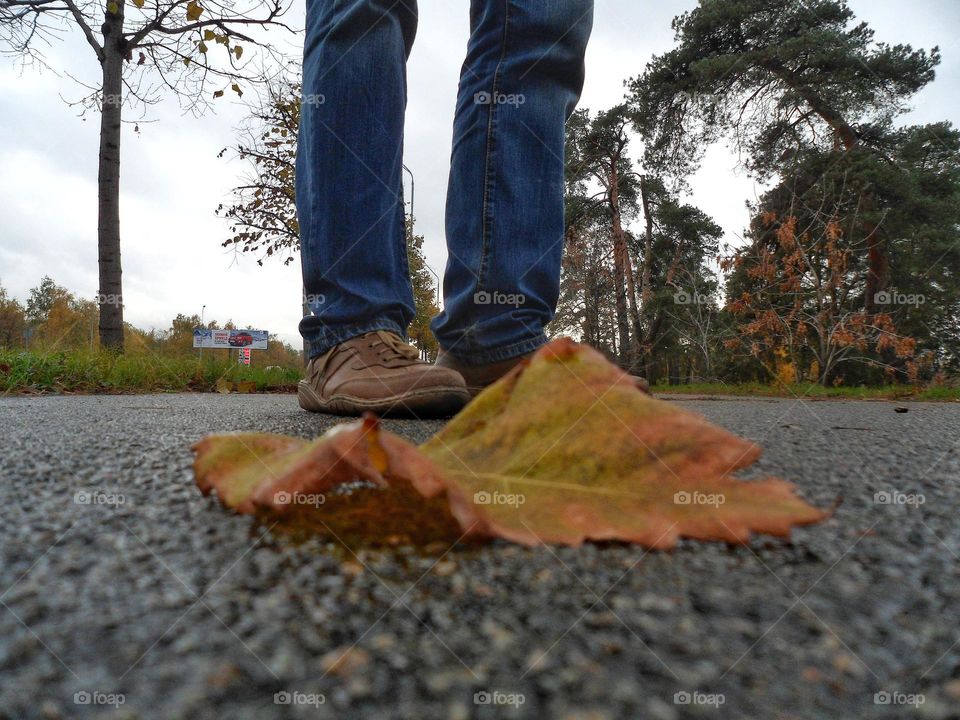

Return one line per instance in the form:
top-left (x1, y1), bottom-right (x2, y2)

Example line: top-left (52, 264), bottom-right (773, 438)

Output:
top-left (1, 393), bottom-right (959, 719)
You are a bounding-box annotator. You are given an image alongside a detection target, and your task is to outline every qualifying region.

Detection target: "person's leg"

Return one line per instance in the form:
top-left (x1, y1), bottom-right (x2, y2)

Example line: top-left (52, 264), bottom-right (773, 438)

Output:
top-left (296, 0), bottom-right (469, 416)
top-left (432, 0), bottom-right (594, 364)
top-left (297, 0), bottom-right (418, 358)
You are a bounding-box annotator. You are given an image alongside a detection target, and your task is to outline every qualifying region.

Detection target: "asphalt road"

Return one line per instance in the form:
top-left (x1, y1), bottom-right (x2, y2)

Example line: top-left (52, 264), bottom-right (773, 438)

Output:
top-left (1, 393), bottom-right (959, 720)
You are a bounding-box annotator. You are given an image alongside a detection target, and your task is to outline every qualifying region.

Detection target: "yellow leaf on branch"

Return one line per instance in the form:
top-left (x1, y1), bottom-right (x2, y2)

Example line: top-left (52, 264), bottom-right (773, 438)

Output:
top-left (185, 0), bottom-right (203, 21)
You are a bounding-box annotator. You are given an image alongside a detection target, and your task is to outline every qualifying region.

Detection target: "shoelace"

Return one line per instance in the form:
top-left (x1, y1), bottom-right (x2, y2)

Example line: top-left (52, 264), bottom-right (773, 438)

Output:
top-left (369, 330), bottom-right (420, 361)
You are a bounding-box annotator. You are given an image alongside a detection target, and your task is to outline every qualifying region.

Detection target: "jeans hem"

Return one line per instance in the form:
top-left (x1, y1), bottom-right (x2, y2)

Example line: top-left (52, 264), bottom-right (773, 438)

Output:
top-left (441, 333), bottom-right (548, 366)
top-left (303, 318), bottom-right (407, 359)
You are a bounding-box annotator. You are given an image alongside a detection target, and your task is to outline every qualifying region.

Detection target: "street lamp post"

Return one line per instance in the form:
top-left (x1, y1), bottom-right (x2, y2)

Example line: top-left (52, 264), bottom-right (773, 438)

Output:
top-left (401, 163), bottom-right (440, 299)
top-left (424, 262), bottom-right (441, 309)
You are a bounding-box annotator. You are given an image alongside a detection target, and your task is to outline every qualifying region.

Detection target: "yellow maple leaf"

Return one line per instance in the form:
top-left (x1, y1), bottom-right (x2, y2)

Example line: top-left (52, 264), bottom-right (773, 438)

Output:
top-left (193, 340), bottom-right (828, 548)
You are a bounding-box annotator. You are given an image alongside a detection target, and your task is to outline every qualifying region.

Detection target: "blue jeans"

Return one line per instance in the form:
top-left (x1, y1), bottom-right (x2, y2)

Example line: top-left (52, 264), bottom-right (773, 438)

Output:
top-left (297, 0), bottom-right (593, 363)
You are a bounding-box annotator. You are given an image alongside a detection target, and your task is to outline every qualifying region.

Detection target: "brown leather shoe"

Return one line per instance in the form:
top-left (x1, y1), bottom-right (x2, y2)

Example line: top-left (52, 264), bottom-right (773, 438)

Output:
top-left (435, 351), bottom-right (532, 396)
top-left (298, 331), bottom-right (470, 417)
top-left (436, 348), bottom-right (651, 397)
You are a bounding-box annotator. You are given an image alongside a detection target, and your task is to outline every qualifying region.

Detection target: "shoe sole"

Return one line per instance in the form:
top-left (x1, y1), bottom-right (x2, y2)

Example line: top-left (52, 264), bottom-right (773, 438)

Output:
top-left (298, 381), bottom-right (470, 419)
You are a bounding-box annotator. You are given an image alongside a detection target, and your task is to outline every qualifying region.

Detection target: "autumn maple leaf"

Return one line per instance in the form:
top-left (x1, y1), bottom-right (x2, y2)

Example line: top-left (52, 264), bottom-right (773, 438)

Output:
top-left (193, 339), bottom-right (827, 548)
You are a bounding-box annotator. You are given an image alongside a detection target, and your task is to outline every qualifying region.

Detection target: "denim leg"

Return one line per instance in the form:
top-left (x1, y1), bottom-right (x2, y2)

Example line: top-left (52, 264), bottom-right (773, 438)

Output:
top-left (297, 0), bottom-right (419, 359)
top-left (432, 0), bottom-right (594, 364)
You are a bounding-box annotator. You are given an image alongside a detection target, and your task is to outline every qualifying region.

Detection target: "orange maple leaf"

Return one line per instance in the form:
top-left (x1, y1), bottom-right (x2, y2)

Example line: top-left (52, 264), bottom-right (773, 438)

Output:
top-left (193, 339), bottom-right (828, 548)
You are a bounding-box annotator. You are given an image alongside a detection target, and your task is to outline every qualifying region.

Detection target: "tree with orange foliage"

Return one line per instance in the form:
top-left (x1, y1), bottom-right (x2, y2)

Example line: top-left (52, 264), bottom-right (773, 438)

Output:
top-left (724, 199), bottom-right (919, 386)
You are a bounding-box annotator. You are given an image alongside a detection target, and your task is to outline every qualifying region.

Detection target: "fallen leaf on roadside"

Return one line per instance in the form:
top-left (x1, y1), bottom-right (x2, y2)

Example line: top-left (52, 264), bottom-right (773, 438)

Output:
top-left (193, 417), bottom-right (468, 544)
top-left (193, 339), bottom-right (828, 548)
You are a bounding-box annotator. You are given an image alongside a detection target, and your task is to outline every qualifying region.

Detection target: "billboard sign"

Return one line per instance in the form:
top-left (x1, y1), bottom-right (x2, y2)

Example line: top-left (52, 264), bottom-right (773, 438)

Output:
top-left (193, 328), bottom-right (268, 350)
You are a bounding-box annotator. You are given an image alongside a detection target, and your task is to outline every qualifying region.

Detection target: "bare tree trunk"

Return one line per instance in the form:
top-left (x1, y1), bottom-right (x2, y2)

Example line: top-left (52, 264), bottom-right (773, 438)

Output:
top-left (863, 217), bottom-right (888, 314)
top-left (608, 162), bottom-right (631, 365)
top-left (638, 175), bottom-right (655, 371)
top-left (584, 265), bottom-right (598, 347)
top-left (97, 1), bottom-right (126, 351)
top-left (623, 257), bottom-right (643, 371)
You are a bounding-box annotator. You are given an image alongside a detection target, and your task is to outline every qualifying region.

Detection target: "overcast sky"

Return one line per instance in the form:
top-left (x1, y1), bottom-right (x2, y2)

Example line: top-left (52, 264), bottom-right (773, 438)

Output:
top-left (1, 0), bottom-right (957, 349)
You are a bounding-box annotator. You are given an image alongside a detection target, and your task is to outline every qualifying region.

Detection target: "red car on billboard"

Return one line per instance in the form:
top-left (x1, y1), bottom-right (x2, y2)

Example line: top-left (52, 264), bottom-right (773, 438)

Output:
top-left (228, 332), bottom-right (254, 347)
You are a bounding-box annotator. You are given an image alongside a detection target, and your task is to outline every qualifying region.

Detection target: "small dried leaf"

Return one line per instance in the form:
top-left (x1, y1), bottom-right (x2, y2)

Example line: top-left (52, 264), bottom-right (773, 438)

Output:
top-left (185, 0), bottom-right (203, 21)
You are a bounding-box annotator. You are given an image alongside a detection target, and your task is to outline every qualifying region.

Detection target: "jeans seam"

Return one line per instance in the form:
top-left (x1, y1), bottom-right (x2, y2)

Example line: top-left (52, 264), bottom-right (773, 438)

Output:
top-left (448, 332), bottom-right (547, 365)
top-left (304, 317), bottom-right (407, 359)
top-left (476, 0), bottom-right (512, 295)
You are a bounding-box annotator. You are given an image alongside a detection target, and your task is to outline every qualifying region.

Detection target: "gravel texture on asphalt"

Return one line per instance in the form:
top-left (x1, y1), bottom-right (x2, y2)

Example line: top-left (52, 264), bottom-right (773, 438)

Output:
top-left (1, 393), bottom-right (959, 720)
